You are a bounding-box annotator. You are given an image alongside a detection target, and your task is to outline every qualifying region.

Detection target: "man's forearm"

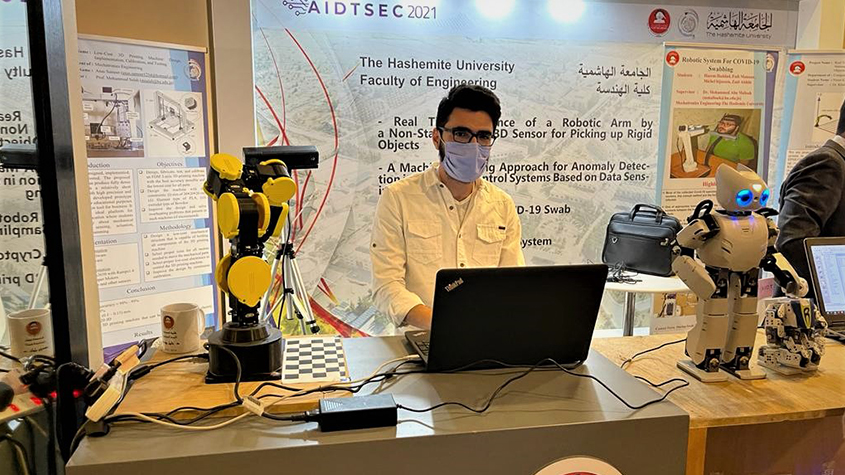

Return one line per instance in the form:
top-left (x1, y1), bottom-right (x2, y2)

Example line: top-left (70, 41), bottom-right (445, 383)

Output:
top-left (405, 304), bottom-right (433, 330)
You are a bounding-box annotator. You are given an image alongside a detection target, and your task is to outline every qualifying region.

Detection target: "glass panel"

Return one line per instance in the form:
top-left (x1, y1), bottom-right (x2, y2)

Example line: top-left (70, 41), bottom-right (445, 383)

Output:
top-left (0, 2), bottom-right (47, 346)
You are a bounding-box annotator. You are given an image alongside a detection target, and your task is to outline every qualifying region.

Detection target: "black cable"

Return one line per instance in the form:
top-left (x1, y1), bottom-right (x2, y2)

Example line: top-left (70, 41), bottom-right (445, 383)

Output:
top-left (0, 349), bottom-right (20, 363)
top-left (400, 357), bottom-right (690, 414)
top-left (634, 375), bottom-right (689, 389)
top-left (1, 435), bottom-right (33, 475)
top-left (606, 263), bottom-right (641, 284)
top-left (399, 364), bottom-right (540, 414)
top-left (143, 353), bottom-right (208, 372)
top-left (69, 425), bottom-right (86, 455)
top-left (44, 396), bottom-right (58, 475)
top-left (260, 412), bottom-right (308, 422)
top-left (95, 99), bottom-right (118, 135)
top-left (620, 338), bottom-right (686, 369)
top-left (216, 346), bottom-right (243, 403)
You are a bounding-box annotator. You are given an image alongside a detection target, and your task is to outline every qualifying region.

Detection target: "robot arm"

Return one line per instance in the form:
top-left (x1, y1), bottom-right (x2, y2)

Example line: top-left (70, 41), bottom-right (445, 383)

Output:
top-left (759, 217), bottom-right (808, 298)
top-left (760, 252), bottom-right (809, 298)
top-left (675, 199), bottom-right (720, 251)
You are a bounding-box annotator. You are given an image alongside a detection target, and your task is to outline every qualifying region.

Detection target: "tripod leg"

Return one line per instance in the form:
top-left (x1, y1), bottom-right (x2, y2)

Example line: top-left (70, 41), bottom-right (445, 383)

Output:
top-left (290, 258), bottom-right (319, 334)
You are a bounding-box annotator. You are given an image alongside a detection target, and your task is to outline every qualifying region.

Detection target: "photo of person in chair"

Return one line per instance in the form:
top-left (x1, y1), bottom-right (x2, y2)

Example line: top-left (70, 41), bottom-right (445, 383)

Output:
top-left (704, 114), bottom-right (758, 168)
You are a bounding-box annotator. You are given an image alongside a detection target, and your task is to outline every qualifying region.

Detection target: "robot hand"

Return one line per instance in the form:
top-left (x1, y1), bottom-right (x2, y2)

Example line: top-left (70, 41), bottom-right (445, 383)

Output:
top-left (784, 277), bottom-right (809, 299)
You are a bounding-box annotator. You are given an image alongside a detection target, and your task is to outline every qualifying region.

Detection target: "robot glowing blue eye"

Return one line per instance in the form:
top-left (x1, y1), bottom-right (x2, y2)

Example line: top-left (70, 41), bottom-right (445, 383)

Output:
top-left (736, 189), bottom-right (754, 207)
top-left (760, 189), bottom-right (770, 207)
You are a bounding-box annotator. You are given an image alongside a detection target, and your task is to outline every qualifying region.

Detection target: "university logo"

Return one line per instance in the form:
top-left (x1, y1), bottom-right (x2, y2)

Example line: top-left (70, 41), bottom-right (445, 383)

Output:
top-left (26, 321), bottom-right (42, 336)
top-left (789, 61), bottom-right (805, 76)
top-left (534, 456), bottom-right (623, 475)
top-left (666, 51), bottom-right (680, 67)
top-left (648, 8), bottom-right (671, 36)
top-left (186, 59), bottom-right (202, 81)
top-left (678, 10), bottom-right (698, 37)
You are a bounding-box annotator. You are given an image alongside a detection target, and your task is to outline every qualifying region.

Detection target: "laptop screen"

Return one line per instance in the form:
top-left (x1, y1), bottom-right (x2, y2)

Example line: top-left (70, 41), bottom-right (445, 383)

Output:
top-left (808, 241), bottom-right (845, 317)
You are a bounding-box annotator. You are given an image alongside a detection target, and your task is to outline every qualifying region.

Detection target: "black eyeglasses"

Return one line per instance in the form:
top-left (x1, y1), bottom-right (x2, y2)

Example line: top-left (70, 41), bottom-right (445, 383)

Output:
top-left (439, 127), bottom-right (496, 146)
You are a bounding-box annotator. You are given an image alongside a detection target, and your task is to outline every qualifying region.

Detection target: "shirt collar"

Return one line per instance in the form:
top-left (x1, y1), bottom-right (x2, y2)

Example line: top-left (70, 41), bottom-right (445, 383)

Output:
top-left (832, 134), bottom-right (845, 149)
top-left (423, 161), bottom-right (491, 201)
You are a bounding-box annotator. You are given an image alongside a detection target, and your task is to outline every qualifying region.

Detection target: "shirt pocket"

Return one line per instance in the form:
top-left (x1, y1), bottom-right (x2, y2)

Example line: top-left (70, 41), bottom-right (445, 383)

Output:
top-left (472, 223), bottom-right (506, 266)
top-left (406, 220), bottom-right (442, 264)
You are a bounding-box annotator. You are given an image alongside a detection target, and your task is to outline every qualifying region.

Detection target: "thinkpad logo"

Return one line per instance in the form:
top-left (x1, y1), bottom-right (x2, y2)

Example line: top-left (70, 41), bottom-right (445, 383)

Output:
top-left (444, 278), bottom-right (464, 292)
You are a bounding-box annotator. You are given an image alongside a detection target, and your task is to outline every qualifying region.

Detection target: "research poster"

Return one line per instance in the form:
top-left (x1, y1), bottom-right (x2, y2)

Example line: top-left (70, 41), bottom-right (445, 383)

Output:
top-left (656, 45), bottom-right (779, 219)
top-left (78, 37), bottom-right (216, 350)
top-left (773, 51), bottom-right (845, 203)
top-left (252, 1), bottom-right (798, 336)
top-left (0, 2), bottom-right (43, 317)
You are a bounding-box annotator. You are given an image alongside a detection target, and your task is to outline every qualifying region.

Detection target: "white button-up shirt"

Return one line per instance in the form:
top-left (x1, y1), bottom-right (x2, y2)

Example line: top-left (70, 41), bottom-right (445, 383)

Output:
top-left (370, 162), bottom-right (524, 326)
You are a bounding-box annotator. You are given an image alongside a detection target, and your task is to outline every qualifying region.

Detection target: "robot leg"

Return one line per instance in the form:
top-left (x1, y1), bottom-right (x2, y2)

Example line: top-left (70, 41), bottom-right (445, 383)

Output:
top-left (677, 266), bottom-right (730, 382)
top-left (721, 272), bottom-right (766, 380)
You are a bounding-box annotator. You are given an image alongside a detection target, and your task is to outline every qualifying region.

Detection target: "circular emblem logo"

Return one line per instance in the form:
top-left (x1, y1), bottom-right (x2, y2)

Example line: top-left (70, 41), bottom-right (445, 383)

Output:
top-left (534, 457), bottom-right (624, 475)
top-left (666, 50), bottom-right (680, 67)
top-left (648, 9), bottom-right (671, 36)
top-left (789, 61), bottom-right (805, 76)
top-left (163, 315), bottom-right (175, 330)
top-left (765, 53), bottom-right (776, 73)
top-left (186, 59), bottom-right (202, 81)
top-left (678, 10), bottom-right (698, 37)
top-left (26, 321), bottom-right (42, 336)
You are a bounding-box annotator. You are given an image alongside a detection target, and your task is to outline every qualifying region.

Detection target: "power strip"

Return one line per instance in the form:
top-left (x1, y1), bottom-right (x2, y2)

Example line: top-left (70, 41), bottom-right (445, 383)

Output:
top-left (0, 390), bottom-right (45, 424)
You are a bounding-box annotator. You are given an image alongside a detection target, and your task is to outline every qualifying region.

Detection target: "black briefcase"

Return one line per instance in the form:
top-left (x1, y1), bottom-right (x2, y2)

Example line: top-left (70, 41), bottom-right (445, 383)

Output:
top-left (601, 204), bottom-right (681, 277)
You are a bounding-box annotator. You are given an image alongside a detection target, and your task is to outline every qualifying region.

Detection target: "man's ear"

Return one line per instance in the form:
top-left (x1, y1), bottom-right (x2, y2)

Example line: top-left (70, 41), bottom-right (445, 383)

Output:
top-left (432, 128), bottom-right (441, 150)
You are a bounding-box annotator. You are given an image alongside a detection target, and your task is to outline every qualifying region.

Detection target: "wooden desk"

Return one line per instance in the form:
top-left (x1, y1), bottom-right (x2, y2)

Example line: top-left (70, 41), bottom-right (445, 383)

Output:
top-left (69, 337), bottom-right (689, 475)
top-left (670, 150), bottom-right (742, 179)
top-left (592, 332), bottom-right (845, 474)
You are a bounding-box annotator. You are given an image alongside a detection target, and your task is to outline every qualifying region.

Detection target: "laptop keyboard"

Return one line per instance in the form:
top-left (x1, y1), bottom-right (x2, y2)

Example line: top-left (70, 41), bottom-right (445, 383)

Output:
top-left (416, 339), bottom-right (430, 357)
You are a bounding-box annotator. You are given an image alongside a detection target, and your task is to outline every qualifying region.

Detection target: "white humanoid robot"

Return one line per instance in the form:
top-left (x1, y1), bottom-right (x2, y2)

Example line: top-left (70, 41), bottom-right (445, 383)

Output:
top-left (672, 164), bottom-right (809, 382)
top-left (758, 299), bottom-right (827, 375)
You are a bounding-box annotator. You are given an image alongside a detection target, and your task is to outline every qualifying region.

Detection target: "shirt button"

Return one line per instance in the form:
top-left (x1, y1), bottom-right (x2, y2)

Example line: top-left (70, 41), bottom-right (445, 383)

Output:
top-left (439, 184), bottom-right (444, 188)
top-left (449, 206), bottom-right (454, 210)
top-left (460, 263), bottom-right (465, 267)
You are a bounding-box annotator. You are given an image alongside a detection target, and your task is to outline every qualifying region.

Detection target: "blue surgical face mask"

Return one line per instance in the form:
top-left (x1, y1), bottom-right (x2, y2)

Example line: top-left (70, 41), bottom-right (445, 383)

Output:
top-left (440, 141), bottom-right (490, 183)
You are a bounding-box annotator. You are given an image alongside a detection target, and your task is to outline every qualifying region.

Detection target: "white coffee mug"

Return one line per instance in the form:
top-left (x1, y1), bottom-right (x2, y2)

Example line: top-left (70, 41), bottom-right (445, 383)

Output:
top-left (161, 303), bottom-right (204, 354)
top-left (8, 308), bottom-right (54, 358)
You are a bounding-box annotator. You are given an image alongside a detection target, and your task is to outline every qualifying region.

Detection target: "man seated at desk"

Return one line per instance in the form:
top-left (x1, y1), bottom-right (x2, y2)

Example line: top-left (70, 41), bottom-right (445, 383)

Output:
top-left (370, 84), bottom-right (524, 330)
top-left (704, 114), bottom-right (757, 167)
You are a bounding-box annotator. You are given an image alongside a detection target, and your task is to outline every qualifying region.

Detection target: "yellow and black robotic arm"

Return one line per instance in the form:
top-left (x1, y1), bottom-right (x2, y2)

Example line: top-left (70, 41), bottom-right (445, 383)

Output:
top-left (204, 152), bottom-right (296, 326)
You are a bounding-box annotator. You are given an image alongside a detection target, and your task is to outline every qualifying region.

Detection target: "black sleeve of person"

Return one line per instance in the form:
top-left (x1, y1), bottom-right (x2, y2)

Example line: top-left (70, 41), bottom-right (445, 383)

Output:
top-left (776, 150), bottom-right (845, 283)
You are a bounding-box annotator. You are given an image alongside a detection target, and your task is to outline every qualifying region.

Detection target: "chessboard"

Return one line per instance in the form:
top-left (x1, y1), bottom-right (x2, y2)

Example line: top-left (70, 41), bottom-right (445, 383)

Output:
top-left (282, 336), bottom-right (349, 384)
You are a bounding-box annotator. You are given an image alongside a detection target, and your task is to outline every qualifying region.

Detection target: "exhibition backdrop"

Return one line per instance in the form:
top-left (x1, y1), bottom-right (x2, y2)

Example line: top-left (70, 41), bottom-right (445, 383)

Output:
top-left (1, 1), bottom-right (831, 341)
top-left (250, 0), bottom-right (799, 335)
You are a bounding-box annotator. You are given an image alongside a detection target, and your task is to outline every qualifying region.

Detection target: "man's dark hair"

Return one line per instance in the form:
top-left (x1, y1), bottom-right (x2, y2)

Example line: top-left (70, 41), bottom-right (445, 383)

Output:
top-left (435, 85), bottom-right (501, 130)
top-left (837, 98), bottom-right (845, 136)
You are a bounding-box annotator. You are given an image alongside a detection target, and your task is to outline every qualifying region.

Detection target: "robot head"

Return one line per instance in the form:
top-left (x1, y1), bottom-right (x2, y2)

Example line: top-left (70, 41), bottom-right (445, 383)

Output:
top-left (715, 164), bottom-right (770, 212)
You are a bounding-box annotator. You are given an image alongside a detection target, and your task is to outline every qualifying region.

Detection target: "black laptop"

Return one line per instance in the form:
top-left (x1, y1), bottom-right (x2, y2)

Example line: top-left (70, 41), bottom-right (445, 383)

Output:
top-left (804, 237), bottom-right (845, 333)
top-left (405, 264), bottom-right (608, 372)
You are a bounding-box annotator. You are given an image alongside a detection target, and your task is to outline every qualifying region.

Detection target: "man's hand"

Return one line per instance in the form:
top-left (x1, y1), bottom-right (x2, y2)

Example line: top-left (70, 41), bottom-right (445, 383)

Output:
top-left (405, 304), bottom-right (433, 329)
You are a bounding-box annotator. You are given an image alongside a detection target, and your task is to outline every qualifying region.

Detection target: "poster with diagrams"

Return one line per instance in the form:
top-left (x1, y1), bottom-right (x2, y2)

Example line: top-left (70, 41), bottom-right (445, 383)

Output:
top-left (812, 92), bottom-right (845, 143)
top-left (77, 36), bottom-right (217, 353)
top-left (143, 90), bottom-right (205, 157)
top-left (774, 51), bottom-right (845, 202)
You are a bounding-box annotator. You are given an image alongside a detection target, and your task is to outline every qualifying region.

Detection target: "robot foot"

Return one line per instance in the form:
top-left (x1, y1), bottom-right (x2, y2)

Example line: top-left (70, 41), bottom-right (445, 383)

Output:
top-left (677, 360), bottom-right (728, 383)
top-left (721, 349), bottom-right (767, 380)
top-left (721, 364), bottom-right (767, 380)
top-left (757, 358), bottom-right (805, 376)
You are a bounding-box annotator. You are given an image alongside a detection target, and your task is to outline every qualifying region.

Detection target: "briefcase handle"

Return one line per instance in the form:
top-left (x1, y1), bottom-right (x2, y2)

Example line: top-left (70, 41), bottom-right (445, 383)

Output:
top-left (629, 204), bottom-right (666, 223)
